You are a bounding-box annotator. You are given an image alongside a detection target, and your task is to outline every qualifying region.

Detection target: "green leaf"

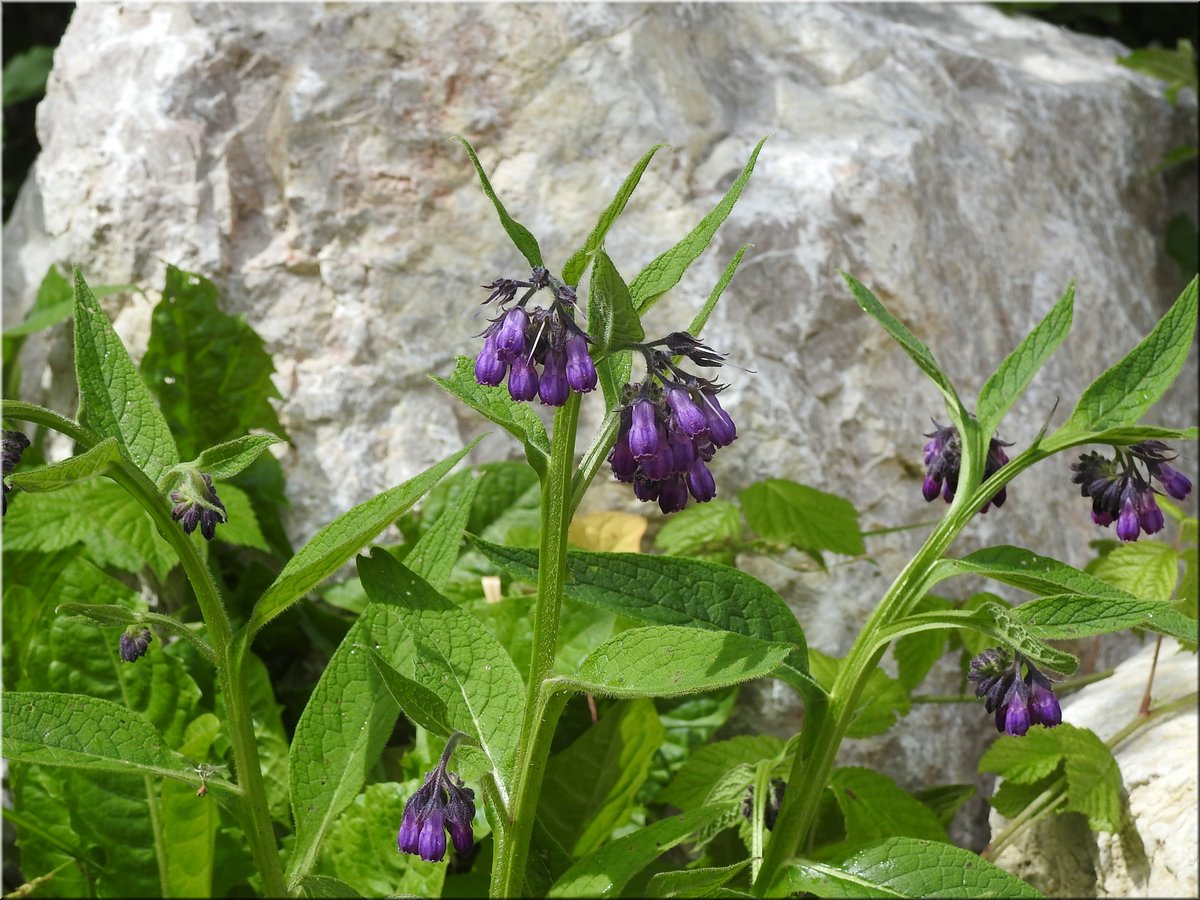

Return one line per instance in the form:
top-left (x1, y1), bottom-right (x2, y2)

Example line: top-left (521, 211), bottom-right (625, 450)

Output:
top-left (562, 143), bottom-right (669, 286)
top-left (452, 135), bottom-right (543, 268)
top-left (1117, 39), bottom-right (1197, 104)
top-left (1165, 212), bottom-right (1198, 279)
top-left (471, 538), bottom-right (808, 668)
top-left (647, 861), bottom-right (749, 898)
top-left (913, 784), bottom-right (976, 831)
top-left (1092, 542), bottom-right (1180, 602)
top-left (1062, 276), bottom-right (1198, 435)
top-left (213, 482), bottom-right (270, 552)
top-left (539, 698), bottom-right (665, 856)
top-left (630, 136), bottom-right (767, 312)
top-left (654, 499), bottom-right (743, 556)
top-left (558, 626), bottom-right (790, 699)
top-left (779, 838), bottom-right (1043, 898)
top-left (177, 434), bottom-right (285, 482)
top-left (687, 245), bottom-right (751, 339)
top-left (977, 281), bottom-right (1074, 434)
top-left (1012, 593), bottom-right (1196, 642)
top-left (6, 437), bottom-right (123, 491)
top-left (587, 249), bottom-right (645, 352)
top-left (357, 550), bottom-right (524, 786)
top-left (161, 715), bottom-right (220, 898)
top-left (73, 269), bottom-right (179, 483)
top-left (818, 768), bottom-right (947, 860)
top-left (55, 603), bottom-right (215, 664)
top-left (248, 439), bottom-right (478, 634)
top-left (1, 692), bottom-right (203, 784)
top-left (841, 272), bottom-right (965, 422)
top-left (547, 805), bottom-right (728, 898)
top-left (659, 735), bottom-right (784, 811)
top-left (402, 466), bottom-right (481, 592)
top-left (740, 479), bottom-right (865, 557)
top-left (357, 644), bottom-right (453, 737)
top-left (1078, 424), bottom-right (1199, 445)
top-left (140, 265), bottom-right (284, 459)
top-left (298, 875), bottom-right (364, 898)
top-left (3, 44), bottom-right (54, 106)
top-left (431, 357), bottom-right (549, 475)
top-left (810, 650), bottom-right (912, 737)
top-left (939, 545), bottom-right (1142, 605)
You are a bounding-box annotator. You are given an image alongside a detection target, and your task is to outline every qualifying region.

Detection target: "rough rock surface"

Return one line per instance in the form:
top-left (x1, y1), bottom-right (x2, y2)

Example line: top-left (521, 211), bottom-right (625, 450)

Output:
top-left (4, 2), bottom-right (1197, 850)
top-left (989, 640), bottom-right (1199, 897)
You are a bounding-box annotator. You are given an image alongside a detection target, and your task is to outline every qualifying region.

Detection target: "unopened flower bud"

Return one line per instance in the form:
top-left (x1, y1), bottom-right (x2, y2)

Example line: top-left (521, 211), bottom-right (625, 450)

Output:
top-left (564, 333), bottom-right (597, 393)
top-left (119, 627), bottom-right (153, 663)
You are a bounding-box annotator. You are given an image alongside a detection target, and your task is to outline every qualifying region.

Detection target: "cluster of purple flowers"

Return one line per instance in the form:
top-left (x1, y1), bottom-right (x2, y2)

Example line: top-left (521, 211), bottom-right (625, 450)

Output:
top-left (1071, 441), bottom-right (1192, 542)
top-left (397, 738), bottom-right (476, 863)
top-left (473, 267), bottom-right (597, 406)
top-left (968, 647), bottom-right (1062, 737)
top-left (608, 334), bottom-right (737, 514)
top-left (119, 627), bottom-right (153, 663)
top-left (170, 472), bottom-right (227, 541)
top-left (2, 429), bottom-right (31, 516)
top-left (921, 422), bottom-right (1011, 512)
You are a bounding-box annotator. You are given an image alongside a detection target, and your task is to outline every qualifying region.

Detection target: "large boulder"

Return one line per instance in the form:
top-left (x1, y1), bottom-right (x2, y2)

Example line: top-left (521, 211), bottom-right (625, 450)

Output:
top-left (4, 2), bottom-right (1195, 850)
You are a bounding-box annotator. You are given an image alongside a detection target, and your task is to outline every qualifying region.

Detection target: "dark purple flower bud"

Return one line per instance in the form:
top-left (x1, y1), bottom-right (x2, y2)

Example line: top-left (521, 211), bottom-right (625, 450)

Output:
top-left (474, 334), bottom-right (507, 386)
top-left (564, 333), bottom-right (597, 393)
top-left (668, 428), bottom-right (696, 474)
top-left (417, 810), bottom-right (447, 862)
top-left (1091, 508), bottom-right (1114, 527)
top-left (658, 475), bottom-right (689, 514)
top-left (1116, 494), bottom-right (1141, 542)
top-left (171, 474), bottom-right (227, 541)
top-left (968, 647), bottom-right (1015, 712)
top-left (444, 777), bottom-right (476, 856)
top-left (1154, 462), bottom-right (1192, 502)
top-left (633, 477), bottom-right (661, 502)
top-left (686, 457), bottom-right (716, 503)
top-left (398, 741), bottom-right (476, 864)
top-left (999, 679), bottom-right (1032, 736)
top-left (1138, 491), bottom-right (1165, 536)
top-left (397, 806), bottom-right (422, 855)
top-left (1026, 669), bottom-right (1062, 728)
top-left (539, 349), bottom-right (570, 407)
top-left (507, 356), bottom-right (539, 401)
top-left (495, 307), bottom-right (528, 358)
top-left (922, 474), bottom-right (942, 503)
top-left (609, 438), bottom-right (638, 483)
top-left (119, 627), bottom-right (153, 663)
top-left (629, 399), bottom-right (660, 459)
top-left (641, 433), bottom-right (674, 482)
top-left (666, 388), bottom-right (708, 439)
top-left (701, 390), bottom-right (736, 447)
top-left (2, 429), bottom-right (31, 516)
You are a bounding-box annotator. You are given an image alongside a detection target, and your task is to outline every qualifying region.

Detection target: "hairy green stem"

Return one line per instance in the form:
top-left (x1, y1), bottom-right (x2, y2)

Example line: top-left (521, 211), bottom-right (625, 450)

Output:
top-left (492, 396), bottom-right (580, 897)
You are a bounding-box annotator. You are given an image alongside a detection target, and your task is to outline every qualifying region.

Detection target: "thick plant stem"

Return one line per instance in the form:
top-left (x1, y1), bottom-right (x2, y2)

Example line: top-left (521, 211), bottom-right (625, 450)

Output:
top-left (492, 395), bottom-right (580, 897)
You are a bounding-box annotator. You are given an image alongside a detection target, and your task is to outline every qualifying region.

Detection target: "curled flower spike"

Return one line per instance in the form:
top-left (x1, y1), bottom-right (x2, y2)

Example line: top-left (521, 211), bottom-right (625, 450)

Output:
top-left (170, 472), bottom-right (227, 541)
top-left (473, 266), bottom-right (595, 407)
top-left (968, 647), bottom-right (1061, 736)
top-left (920, 422), bottom-right (1010, 512)
top-left (2, 429), bottom-right (31, 516)
top-left (1071, 441), bottom-right (1191, 542)
top-left (742, 778), bottom-right (787, 831)
top-left (607, 338), bottom-right (739, 514)
top-left (397, 733), bottom-right (476, 863)
top-left (119, 627), bottom-right (153, 663)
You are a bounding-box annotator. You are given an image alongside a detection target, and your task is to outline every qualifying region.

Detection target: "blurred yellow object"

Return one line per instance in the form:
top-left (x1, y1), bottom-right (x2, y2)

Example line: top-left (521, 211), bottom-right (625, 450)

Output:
top-left (568, 511), bottom-right (647, 553)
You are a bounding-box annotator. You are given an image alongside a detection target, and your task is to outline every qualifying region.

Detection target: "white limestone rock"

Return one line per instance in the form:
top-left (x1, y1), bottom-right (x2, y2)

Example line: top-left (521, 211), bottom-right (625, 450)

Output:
top-left (988, 640), bottom-right (1199, 897)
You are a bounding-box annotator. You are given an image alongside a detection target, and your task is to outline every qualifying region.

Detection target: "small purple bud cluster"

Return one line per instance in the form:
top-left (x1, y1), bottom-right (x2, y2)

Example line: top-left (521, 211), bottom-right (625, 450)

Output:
top-left (119, 627), bottom-right (153, 663)
top-left (170, 473), bottom-right (227, 541)
top-left (2, 429), bottom-right (31, 516)
top-left (397, 740), bottom-right (476, 863)
top-left (968, 647), bottom-right (1062, 737)
top-left (1071, 441), bottom-right (1192, 542)
top-left (608, 334), bottom-right (736, 514)
top-left (741, 777), bottom-right (787, 831)
top-left (474, 267), bottom-right (597, 406)
top-left (921, 422), bottom-right (1011, 512)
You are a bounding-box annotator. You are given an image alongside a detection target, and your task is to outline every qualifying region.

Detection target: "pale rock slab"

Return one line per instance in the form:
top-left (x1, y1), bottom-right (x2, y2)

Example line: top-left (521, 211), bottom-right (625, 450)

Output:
top-left (3, 1), bottom-right (1196, 850)
top-left (989, 640), bottom-right (1198, 897)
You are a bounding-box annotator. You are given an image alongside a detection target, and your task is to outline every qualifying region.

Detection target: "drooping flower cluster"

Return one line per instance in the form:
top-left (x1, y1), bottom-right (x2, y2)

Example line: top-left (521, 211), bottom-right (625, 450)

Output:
top-left (608, 333), bottom-right (736, 514)
top-left (1071, 441), bottom-right (1192, 542)
top-left (397, 735), bottom-right (476, 863)
top-left (119, 627), bottom-right (153, 663)
top-left (921, 422), bottom-right (1011, 512)
top-left (473, 267), bottom-right (597, 406)
top-left (2, 429), bottom-right (31, 516)
top-left (170, 472), bottom-right (227, 541)
top-left (741, 777), bottom-right (787, 831)
top-left (968, 647), bottom-right (1062, 737)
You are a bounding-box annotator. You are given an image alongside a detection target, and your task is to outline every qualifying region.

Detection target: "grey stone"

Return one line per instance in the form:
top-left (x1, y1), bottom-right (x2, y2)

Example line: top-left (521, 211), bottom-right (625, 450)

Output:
top-left (4, 0), bottom-right (1196, 853)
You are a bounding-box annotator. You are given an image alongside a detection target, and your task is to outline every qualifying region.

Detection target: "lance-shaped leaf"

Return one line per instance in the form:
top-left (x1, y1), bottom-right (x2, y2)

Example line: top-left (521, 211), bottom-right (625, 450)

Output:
top-left (432, 358), bottom-right (549, 475)
top-left (73, 270), bottom-right (179, 483)
top-left (556, 626), bottom-right (790, 699)
top-left (562, 143), bottom-right (669, 286)
top-left (1, 692), bottom-right (212, 786)
top-left (1060, 275), bottom-right (1197, 436)
top-left (630, 136), bottom-right (767, 313)
top-left (357, 645), bottom-right (453, 738)
top-left (1011, 593), bottom-right (1198, 643)
top-left (934, 545), bottom-right (1142, 605)
top-left (977, 281), bottom-right (1075, 435)
top-left (588, 250), bottom-right (645, 354)
top-left (686, 244), bottom-right (751, 339)
top-left (646, 861), bottom-right (749, 898)
top-left (1077, 424), bottom-right (1198, 446)
top-left (7, 437), bottom-right (123, 492)
top-left (472, 537), bottom-right (808, 668)
top-left (842, 272), bottom-right (966, 424)
top-left (171, 434), bottom-right (285, 483)
top-left (453, 135), bottom-right (542, 268)
top-left (357, 549), bottom-right (524, 787)
top-left (248, 439), bottom-right (478, 635)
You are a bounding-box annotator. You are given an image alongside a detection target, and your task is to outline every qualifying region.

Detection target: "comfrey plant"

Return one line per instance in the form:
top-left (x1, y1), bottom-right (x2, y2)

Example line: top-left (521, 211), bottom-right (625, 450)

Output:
top-left (1, 136), bottom-right (1196, 900)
